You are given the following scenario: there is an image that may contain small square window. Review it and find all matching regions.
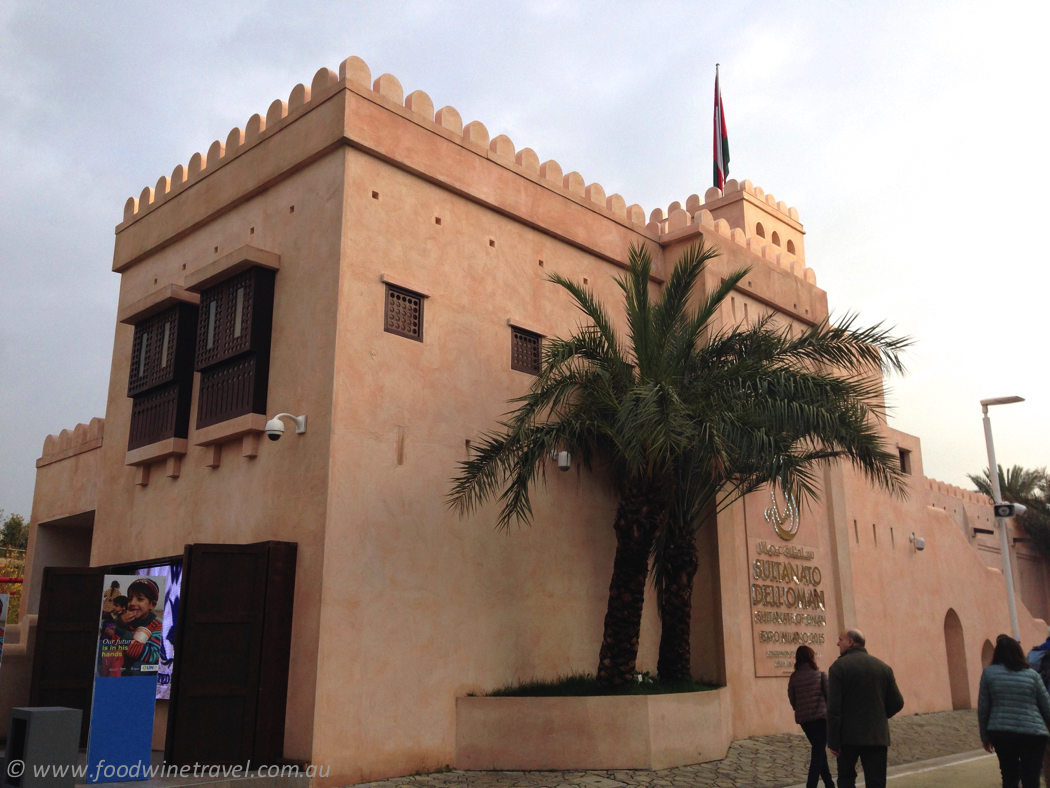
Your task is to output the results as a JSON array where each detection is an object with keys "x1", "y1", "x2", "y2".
[
  {"x1": 384, "y1": 285, "x2": 424, "y2": 341},
  {"x1": 511, "y1": 327, "x2": 542, "y2": 375}
]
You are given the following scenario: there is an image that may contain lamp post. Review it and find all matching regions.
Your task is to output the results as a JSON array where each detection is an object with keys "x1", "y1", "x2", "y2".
[{"x1": 981, "y1": 395, "x2": 1025, "y2": 640}]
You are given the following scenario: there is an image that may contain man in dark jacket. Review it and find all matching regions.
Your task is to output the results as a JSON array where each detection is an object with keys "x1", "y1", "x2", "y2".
[{"x1": 827, "y1": 628, "x2": 904, "y2": 788}]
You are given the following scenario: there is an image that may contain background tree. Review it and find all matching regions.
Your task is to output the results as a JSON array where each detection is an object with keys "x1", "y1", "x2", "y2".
[
  {"x1": 970, "y1": 465, "x2": 1050, "y2": 558},
  {"x1": 0, "y1": 510, "x2": 27, "y2": 624},
  {"x1": 0, "y1": 510, "x2": 28, "y2": 551}
]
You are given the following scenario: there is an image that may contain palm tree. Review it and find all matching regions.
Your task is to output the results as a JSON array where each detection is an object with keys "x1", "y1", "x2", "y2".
[
  {"x1": 969, "y1": 465, "x2": 1048, "y2": 503},
  {"x1": 970, "y1": 465, "x2": 1050, "y2": 558},
  {"x1": 448, "y1": 241, "x2": 909, "y2": 688},
  {"x1": 652, "y1": 315, "x2": 912, "y2": 680}
]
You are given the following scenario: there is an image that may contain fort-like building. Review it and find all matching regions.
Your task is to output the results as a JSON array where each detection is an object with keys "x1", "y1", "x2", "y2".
[{"x1": 3, "y1": 55, "x2": 1048, "y2": 784}]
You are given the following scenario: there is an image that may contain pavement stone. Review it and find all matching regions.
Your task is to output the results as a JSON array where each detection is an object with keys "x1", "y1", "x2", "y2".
[{"x1": 355, "y1": 709, "x2": 982, "y2": 788}]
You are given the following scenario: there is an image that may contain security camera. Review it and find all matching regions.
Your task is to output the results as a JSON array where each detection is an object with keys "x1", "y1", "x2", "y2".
[
  {"x1": 264, "y1": 418, "x2": 285, "y2": 441},
  {"x1": 557, "y1": 451, "x2": 571, "y2": 472},
  {"x1": 994, "y1": 502, "x2": 1028, "y2": 518},
  {"x1": 264, "y1": 413, "x2": 307, "y2": 442},
  {"x1": 910, "y1": 534, "x2": 925, "y2": 551}
]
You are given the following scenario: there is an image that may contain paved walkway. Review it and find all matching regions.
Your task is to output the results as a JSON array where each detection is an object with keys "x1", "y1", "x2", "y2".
[{"x1": 361, "y1": 710, "x2": 985, "y2": 788}]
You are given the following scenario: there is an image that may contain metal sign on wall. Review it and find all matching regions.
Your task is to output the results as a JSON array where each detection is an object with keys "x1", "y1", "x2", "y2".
[{"x1": 746, "y1": 486, "x2": 834, "y2": 677}]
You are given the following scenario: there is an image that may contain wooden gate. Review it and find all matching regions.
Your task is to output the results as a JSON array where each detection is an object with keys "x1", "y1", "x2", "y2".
[
  {"x1": 165, "y1": 541, "x2": 296, "y2": 765},
  {"x1": 28, "y1": 566, "x2": 105, "y2": 746}
]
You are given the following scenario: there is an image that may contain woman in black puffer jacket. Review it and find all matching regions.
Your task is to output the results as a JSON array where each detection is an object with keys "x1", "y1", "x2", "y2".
[{"x1": 788, "y1": 644, "x2": 836, "y2": 788}]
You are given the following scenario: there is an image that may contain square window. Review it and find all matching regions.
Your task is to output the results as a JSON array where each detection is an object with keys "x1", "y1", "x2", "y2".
[
  {"x1": 511, "y1": 327, "x2": 542, "y2": 375},
  {"x1": 384, "y1": 285, "x2": 424, "y2": 341}
]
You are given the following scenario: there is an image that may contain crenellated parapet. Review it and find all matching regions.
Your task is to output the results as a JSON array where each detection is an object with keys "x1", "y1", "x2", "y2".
[
  {"x1": 37, "y1": 417, "x2": 104, "y2": 468},
  {"x1": 924, "y1": 476, "x2": 992, "y2": 506},
  {"x1": 642, "y1": 180, "x2": 816, "y2": 286},
  {"x1": 120, "y1": 56, "x2": 649, "y2": 230}
]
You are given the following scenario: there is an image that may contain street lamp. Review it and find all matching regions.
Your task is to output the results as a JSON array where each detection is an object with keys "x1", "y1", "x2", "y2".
[{"x1": 981, "y1": 395, "x2": 1025, "y2": 640}]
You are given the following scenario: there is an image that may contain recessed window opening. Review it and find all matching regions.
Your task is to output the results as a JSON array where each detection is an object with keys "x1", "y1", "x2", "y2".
[
  {"x1": 434, "y1": 217, "x2": 442, "y2": 225},
  {"x1": 372, "y1": 191, "x2": 379, "y2": 200},
  {"x1": 744, "y1": 303, "x2": 749, "y2": 320},
  {"x1": 787, "y1": 239, "x2": 796, "y2": 254},
  {"x1": 538, "y1": 259, "x2": 545, "y2": 267},
  {"x1": 233, "y1": 287, "x2": 245, "y2": 338},
  {"x1": 891, "y1": 527, "x2": 895, "y2": 547},
  {"x1": 872, "y1": 523, "x2": 877, "y2": 546},
  {"x1": 898, "y1": 448, "x2": 912, "y2": 474},
  {"x1": 206, "y1": 301, "x2": 217, "y2": 349},
  {"x1": 160, "y1": 322, "x2": 171, "y2": 368},
  {"x1": 771, "y1": 231, "x2": 781, "y2": 247},
  {"x1": 250, "y1": 227, "x2": 255, "y2": 235},
  {"x1": 755, "y1": 222, "x2": 765, "y2": 239},
  {"x1": 489, "y1": 239, "x2": 496, "y2": 248},
  {"x1": 731, "y1": 296, "x2": 736, "y2": 319},
  {"x1": 289, "y1": 205, "x2": 295, "y2": 214},
  {"x1": 854, "y1": 519, "x2": 859, "y2": 543}
]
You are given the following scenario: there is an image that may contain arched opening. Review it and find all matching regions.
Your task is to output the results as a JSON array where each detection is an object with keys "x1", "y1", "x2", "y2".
[
  {"x1": 944, "y1": 609, "x2": 971, "y2": 709},
  {"x1": 755, "y1": 222, "x2": 765, "y2": 239},
  {"x1": 787, "y1": 239, "x2": 796, "y2": 255},
  {"x1": 982, "y1": 639, "x2": 995, "y2": 667},
  {"x1": 771, "y1": 231, "x2": 781, "y2": 247}
]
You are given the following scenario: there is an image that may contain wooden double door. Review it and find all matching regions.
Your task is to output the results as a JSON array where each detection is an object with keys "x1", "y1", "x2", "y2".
[{"x1": 29, "y1": 541, "x2": 296, "y2": 765}]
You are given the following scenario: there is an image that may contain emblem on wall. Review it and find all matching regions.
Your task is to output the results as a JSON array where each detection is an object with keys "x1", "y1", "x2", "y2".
[{"x1": 764, "y1": 486, "x2": 800, "y2": 541}]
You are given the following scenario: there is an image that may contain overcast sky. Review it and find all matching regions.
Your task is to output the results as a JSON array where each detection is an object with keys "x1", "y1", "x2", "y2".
[{"x1": 2, "y1": 1, "x2": 1047, "y2": 518}]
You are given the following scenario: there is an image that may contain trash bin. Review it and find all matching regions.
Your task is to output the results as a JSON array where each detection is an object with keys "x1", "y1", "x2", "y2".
[{"x1": 3, "y1": 707, "x2": 82, "y2": 788}]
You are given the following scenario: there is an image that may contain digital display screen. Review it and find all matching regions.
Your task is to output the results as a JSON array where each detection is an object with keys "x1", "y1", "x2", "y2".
[{"x1": 135, "y1": 562, "x2": 182, "y2": 699}]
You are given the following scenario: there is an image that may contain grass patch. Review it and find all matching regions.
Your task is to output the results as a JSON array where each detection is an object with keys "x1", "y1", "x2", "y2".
[{"x1": 483, "y1": 672, "x2": 718, "y2": 697}]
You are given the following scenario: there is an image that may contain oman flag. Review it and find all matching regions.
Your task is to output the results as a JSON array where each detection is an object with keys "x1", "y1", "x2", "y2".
[{"x1": 713, "y1": 67, "x2": 729, "y2": 190}]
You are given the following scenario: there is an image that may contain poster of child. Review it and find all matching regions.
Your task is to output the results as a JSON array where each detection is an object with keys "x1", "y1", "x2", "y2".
[{"x1": 95, "y1": 575, "x2": 167, "y2": 678}]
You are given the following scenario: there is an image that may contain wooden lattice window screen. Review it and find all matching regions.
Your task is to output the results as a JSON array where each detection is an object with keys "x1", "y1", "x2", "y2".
[
  {"x1": 128, "y1": 306, "x2": 180, "y2": 397},
  {"x1": 384, "y1": 285, "x2": 424, "y2": 341},
  {"x1": 511, "y1": 327, "x2": 542, "y2": 375},
  {"x1": 128, "y1": 383, "x2": 181, "y2": 450},
  {"x1": 196, "y1": 355, "x2": 268, "y2": 430},
  {"x1": 194, "y1": 269, "x2": 263, "y2": 370},
  {"x1": 126, "y1": 302, "x2": 198, "y2": 451},
  {"x1": 192, "y1": 267, "x2": 275, "y2": 428}
]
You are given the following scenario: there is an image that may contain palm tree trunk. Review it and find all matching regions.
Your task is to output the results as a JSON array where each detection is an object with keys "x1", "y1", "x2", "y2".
[
  {"x1": 656, "y1": 530, "x2": 699, "y2": 681},
  {"x1": 596, "y1": 481, "x2": 665, "y2": 689}
]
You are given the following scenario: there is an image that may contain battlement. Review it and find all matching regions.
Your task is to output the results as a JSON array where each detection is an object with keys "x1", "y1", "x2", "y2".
[
  {"x1": 37, "y1": 417, "x2": 104, "y2": 468},
  {"x1": 643, "y1": 180, "x2": 816, "y2": 286},
  {"x1": 118, "y1": 55, "x2": 820, "y2": 294},
  {"x1": 120, "y1": 55, "x2": 653, "y2": 229},
  {"x1": 924, "y1": 476, "x2": 992, "y2": 506}
]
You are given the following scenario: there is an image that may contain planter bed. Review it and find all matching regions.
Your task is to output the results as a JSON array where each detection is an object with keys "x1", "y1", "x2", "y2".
[{"x1": 455, "y1": 687, "x2": 731, "y2": 771}]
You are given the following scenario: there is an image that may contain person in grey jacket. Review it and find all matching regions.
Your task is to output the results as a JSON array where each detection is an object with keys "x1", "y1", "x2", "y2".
[
  {"x1": 827, "y1": 628, "x2": 904, "y2": 788},
  {"x1": 788, "y1": 645, "x2": 836, "y2": 788},
  {"x1": 979, "y1": 634, "x2": 1050, "y2": 788}
]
